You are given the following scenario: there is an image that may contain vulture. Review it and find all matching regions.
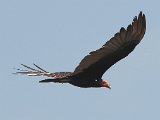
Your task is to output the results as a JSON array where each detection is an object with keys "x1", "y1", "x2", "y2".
[{"x1": 16, "y1": 12, "x2": 146, "y2": 89}]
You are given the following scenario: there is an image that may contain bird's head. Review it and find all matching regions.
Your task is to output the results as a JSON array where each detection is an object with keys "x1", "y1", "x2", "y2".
[{"x1": 100, "y1": 80, "x2": 111, "y2": 89}]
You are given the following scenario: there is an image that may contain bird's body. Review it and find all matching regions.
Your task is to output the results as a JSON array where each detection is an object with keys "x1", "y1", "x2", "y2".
[{"x1": 16, "y1": 12, "x2": 146, "y2": 89}]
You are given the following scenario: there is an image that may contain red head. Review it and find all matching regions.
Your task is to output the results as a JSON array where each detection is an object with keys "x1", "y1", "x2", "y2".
[{"x1": 100, "y1": 80, "x2": 111, "y2": 89}]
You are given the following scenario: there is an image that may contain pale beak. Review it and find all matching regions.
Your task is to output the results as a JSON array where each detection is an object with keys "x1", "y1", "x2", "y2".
[
  {"x1": 106, "y1": 84, "x2": 111, "y2": 89},
  {"x1": 101, "y1": 80, "x2": 111, "y2": 89}
]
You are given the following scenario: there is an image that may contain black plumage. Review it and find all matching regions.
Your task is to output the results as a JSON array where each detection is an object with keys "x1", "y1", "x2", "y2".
[{"x1": 16, "y1": 12, "x2": 146, "y2": 89}]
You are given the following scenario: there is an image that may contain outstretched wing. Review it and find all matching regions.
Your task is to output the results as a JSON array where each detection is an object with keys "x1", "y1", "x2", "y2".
[
  {"x1": 73, "y1": 12, "x2": 146, "y2": 79},
  {"x1": 15, "y1": 64, "x2": 72, "y2": 78}
]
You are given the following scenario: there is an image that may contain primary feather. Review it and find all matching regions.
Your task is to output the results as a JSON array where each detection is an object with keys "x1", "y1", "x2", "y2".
[{"x1": 15, "y1": 12, "x2": 146, "y2": 89}]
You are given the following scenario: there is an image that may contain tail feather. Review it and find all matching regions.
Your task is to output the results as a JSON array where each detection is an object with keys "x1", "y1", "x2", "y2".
[{"x1": 39, "y1": 77, "x2": 71, "y2": 83}]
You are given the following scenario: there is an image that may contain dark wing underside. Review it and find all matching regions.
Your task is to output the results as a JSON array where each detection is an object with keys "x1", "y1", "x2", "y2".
[{"x1": 73, "y1": 12, "x2": 146, "y2": 79}]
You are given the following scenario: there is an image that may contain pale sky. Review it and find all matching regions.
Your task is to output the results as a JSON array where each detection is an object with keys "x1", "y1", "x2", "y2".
[{"x1": 0, "y1": 0, "x2": 160, "y2": 120}]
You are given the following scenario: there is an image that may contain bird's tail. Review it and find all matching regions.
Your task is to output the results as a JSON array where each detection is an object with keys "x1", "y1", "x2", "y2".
[
  {"x1": 39, "y1": 77, "x2": 71, "y2": 83},
  {"x1": 14, "y1": 64, "x2": 72, "y2": 78}
]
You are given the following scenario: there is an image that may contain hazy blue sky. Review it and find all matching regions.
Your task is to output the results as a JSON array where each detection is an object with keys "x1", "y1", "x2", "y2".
[{"x1": 0, "y1": 0, "x2": 160, "y2": 120}]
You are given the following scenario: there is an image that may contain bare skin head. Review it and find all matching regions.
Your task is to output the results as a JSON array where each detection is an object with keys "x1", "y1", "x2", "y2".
[{"x1": 100, "y1": 80, "x2": 111, "y2": 89}]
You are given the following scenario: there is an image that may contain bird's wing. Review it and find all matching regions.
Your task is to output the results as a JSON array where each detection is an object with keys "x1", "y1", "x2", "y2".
[
  {"x1": 15, "y1": 64, "x2": 72, "y2": 78},
  {"x1": 73, "y1": 12, "x2": 146, "y2": 79}
]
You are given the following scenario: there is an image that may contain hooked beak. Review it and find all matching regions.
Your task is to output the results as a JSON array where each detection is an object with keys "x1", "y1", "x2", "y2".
[
  {"x1": 106, "y1": 84, "x2": 111, "y2": 89},
  {"x1": 101, "y1": 80, "x2": 111, "y2": 89}
]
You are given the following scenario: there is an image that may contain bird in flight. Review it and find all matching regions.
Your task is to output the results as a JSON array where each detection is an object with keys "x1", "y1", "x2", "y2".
[{"x1": 16, "y1": 12, "x2": 146, "y2": 89}]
